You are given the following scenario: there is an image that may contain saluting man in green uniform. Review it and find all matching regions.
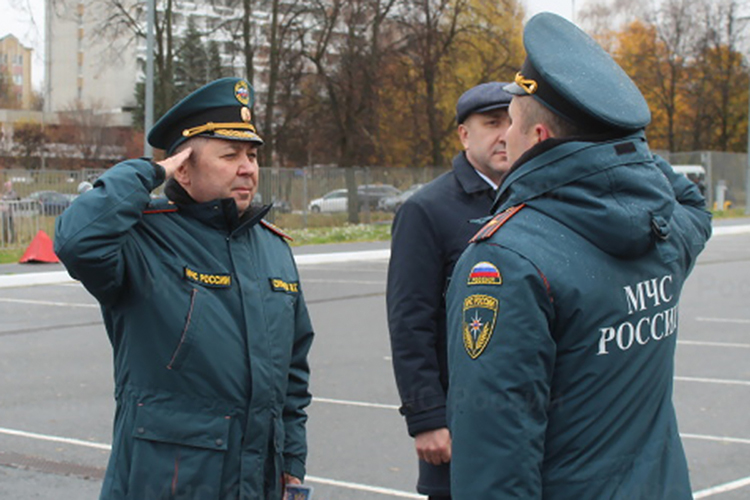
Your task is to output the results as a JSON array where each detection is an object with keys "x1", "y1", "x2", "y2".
[
  {"x1": 446, "y1": 13, "x2": 711, "y2": 500},
  {"x1": 55, "y1": 78, "x2": 314, "y2": 500}
]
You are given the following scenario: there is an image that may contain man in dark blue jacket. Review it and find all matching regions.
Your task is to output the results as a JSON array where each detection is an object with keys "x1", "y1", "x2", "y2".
[
  {"x1": 387, "y1": 82, "x2": 513, "y2": 499},
  {"x1": 446, "y1": 13, "x2": 711, "y2": 499}
]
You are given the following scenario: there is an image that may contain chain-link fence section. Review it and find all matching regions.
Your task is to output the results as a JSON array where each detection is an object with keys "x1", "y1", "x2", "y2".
[
  {"x1": 660, "y1": 151, "x2": 748, "y2": 211},
  {"x1": 1, "y1": 151, "x2": 746, "y2": 249}
]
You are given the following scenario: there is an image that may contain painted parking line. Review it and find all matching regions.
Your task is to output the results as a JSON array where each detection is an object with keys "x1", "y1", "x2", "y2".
[
  {"x1": 681, "y1": 433, "x2": 750, "y2": 446},
  {"x1": 678, "y1": 340, "x2": 750, "y2": 349},
  {"x1": 0, "y1": 297, "x2": 98, "y2": 308},
  {"x1": 313, "y1": 397, "x2": 399, "y2": 411},
  {"x1": 0, "y1": 250, "x2": 391, "y2": 290},
  {"x1": 305, "y1": 475, "x2": 423, "y2": 498},
  {"x1": 696, "y1": 317, "x2": 750, "y2": 325},
  {"x1": 675, "y1": 376, "x2": 750, "y2": 387},
  {"x1": 0, "y1": 425, "x2": 423, "y2": 499},
  {"x1": 712, "y1": 225, "x2": 750, "y2": 237},
  {"x1": 3, "y1": 424, "x2": 749, "y2": 498},
  {"x1": 693, "y1": 475, "x2": 750, "y2": 498}
]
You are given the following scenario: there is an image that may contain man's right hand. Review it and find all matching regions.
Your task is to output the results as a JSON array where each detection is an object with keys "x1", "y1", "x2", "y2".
[
  {"x1": 415, "y1": 427, "x2": 451, "y2": 465},
  {"x1": 157, "y1": 147, "x2": 192, "y2": 179}
]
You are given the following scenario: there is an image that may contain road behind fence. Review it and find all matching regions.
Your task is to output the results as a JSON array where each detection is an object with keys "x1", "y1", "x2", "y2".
[{"x1": 1, "y1": 150, "x2": 747, "y2": 250}]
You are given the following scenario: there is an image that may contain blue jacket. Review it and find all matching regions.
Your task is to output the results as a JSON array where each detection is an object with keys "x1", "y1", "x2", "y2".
[
  {"x1": 387, "y1": 152, "x2": 496, "y2": 495},
  {"x1": 446, "y1": 132, "x2": 711, "y2": 499},
  {"x1": 55, "y1": 159, "x2": 314, "y2": 500}
]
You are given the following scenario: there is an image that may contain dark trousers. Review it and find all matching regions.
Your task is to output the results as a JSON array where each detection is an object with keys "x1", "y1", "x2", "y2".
[{"x1": 428, "y1": 496, "x2": 451, "y2": 500}]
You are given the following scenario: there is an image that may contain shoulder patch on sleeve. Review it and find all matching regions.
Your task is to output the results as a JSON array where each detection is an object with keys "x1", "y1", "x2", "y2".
[
  {"x1": 260, "y1": 219, "x2": 293, "y2": 241},
  {"x1": 469, "y1": 203, "x2": 525, "y2": 244}
]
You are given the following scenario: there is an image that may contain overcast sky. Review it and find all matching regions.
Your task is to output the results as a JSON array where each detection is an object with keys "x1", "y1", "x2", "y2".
[{"x1": 1, "y1": 0, "x2": 579, "y2": 91}]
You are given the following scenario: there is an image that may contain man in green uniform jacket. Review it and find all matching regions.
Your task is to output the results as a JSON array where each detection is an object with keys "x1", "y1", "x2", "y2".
[
  {"x1": 55, "y1": 78, "x2": 314, "y2": 500},
  {"x1": 446, "y1": 14, "x2": 711, "y2": 499}
]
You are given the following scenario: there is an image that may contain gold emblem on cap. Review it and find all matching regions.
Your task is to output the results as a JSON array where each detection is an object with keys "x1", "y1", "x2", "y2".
[
  {"x1": 514, "y1": 72, "x2": 538, "y2": 95},
  {"x1": 234, "y1": 80, "x2": 251, "y2": 105},
  {"x1": 241, "y1": 106, "x2": 252, "y2": 123}
]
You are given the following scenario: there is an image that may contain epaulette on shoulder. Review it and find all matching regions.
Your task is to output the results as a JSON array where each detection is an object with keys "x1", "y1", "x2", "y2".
[
  {"x1": 260, "y1": 219, "x2": 293, "y2": 241},
  {"x1": 143, "y1": 200, "x2": 178, "y2": 215},
  {"x1": 469, "y1": 204, "x2": 525, "y2": 244}
]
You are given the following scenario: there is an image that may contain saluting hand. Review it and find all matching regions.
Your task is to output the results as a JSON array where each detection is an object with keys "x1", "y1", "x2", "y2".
[
  {"x1": 415, "y1": 427, "x2": 452, "y2": 465},
  {"x1": 157, "y1": 147, "x2": 192, "y2": 179}
]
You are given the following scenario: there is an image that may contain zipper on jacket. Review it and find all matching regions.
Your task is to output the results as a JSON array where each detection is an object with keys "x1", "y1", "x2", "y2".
[{"x1": 167, "y1": 288, "x2": 198, "y2": 370}]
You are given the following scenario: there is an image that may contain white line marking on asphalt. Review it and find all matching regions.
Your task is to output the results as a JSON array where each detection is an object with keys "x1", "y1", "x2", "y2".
[
  {"x1": 693, "y1": 475, "x2": 750, "y2": 498},
  {"x1": 0, "y1": 426, "x2": 423, "y2": 498},
  {"x1": 295, "y1": 249, "x2": 390, "y2": 265},
  {"x1": 313, "y1": 397, "x2": 399, "y2": 411},
  {"x1": 303, "y1": 278, "x2": 386, "y2": 285},
  {"x1": 681, "y1": 433, "x2": 750, "y2": 446},
  {"x1": 712, "y1": 225, "x2": 750, "y2": 236},
  {"x1": 3, "y1": 425, "x2": 749, "y2": 498},
  {"x1": 0, "y1": 427, "x2": 111, "y2": 450},
  {"x1": 0, "y1": 271, "x2": 75, "y2": 289},
  {"x1": 0, "y1": 251, "x2": 391, "y2": 289},
  {"x1": 305, "y1": 476, "x2": 424, "y2": 498},
  {"x1": 696, "y1": 317, "x2": 750, "y2": 325},
  {"x1": 678, "y1": 340, "x2": 750, "y2": 349},
  {"x1": 675, "y1": 376, "x2": 750, "y2": 387},
  {"x1": 0, "y1": 298, "x2": 98, "y2": 308}
]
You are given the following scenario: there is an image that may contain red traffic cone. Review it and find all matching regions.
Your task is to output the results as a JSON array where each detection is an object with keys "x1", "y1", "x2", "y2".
[{"x1": 20, "y1": 230, "x2": 60, "y2": 264}]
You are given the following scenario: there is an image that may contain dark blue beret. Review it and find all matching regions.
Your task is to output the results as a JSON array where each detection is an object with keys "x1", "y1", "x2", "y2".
[
  {"x1": 504, "y1": 13, "x2": 650, "y2": 131},
  {"x1": 147, "y1": 77, "x2": 264, "y2": 154},
  {"x1": 456, "y1": 82, "x2": 513, "y2": 124}
]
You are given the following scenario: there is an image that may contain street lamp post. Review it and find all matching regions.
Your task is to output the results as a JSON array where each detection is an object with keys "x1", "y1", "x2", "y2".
[{"x1": 143, "y1": 0, "x2": 155, "y2": 157}]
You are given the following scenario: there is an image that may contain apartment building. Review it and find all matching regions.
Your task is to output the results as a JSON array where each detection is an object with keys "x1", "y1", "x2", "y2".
[
  {"x1": 45, "y1": 0, "x2": 277, "y2": 125},
  {"x1": 0, "y1": 34, "x2": 34, "y2": 110}
]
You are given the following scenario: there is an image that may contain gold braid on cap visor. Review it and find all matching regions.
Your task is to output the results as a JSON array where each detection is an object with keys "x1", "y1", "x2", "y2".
[
  {"x1": 182, "y1": 122, "x2": 258, "y2": 138},
  {"x1": 514, "y1": 72, "x2": 538, "y2": 95}
]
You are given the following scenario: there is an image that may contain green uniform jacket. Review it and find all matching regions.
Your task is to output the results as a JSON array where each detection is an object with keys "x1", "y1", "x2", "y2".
[
  {"x1": 446, "y1": 132, "x2": 711, "y2": 499},
  {"x1": 54, "y1": 159, "x2": 314, "y2": 500}
]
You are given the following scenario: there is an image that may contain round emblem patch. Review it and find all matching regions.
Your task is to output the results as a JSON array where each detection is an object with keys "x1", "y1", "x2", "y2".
[{"x1": 234, "y1": 81, "x2": 250, "y2": 105}]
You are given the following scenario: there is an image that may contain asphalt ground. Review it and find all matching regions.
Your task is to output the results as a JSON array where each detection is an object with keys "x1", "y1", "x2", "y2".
[{"x1": 1, "y1": 224, "x2": 749, "y2": 499}]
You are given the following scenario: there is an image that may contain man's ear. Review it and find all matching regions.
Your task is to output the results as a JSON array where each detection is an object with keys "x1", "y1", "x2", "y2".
[
  {"x1": 172, "y1": 155, "x2": 191, "y2": 186},
  {"x1": 458, "y1": 124, "x2": 470, "y2": 149},
  {"x1": 535, "y1": 124, "x2": 552, "y2": 143}
]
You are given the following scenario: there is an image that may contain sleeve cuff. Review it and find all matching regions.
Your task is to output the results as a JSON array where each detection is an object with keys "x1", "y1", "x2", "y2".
[
  {"x1": 148, "y1": 159, "x2": 167, "y2": 188},
  {"x1": 284, "y1": 455, "x2": 306, "y2": 481},
  {"x1": 405, "y1": 406, "x2": 447, "y2": 437}
]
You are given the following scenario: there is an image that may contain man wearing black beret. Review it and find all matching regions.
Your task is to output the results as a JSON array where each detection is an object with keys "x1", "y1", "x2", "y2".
[
  {"x1": 55, "y1": 78, "x2": 314, "y2": 500},
  {"x1": 446, "y1": 13, "x2": 711, "y2": 499},
  {"x1": 387, "y1": 81, "x2": 514, "y2": 499}
]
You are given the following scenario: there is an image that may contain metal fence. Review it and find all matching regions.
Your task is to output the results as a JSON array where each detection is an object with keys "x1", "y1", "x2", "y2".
[
  {"x1": 659, "y1": 151, "x2": 749, "y2": 211},
  {"x1": 1, "y1": 150, "x2": 747, "y2": 250}
]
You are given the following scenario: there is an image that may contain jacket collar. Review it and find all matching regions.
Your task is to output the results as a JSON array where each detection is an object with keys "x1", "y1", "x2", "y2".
[
  {"x1": 164, "y1": 178, "x2": 271, "y2": 233},
  {"x1": 453, "y1": 151, "x2": 496, "y2": 195}
]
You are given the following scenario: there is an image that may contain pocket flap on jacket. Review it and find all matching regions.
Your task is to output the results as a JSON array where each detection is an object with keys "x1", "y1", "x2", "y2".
[{"x1": 132, "y1": 404, "x2": 231, "y2": 451}]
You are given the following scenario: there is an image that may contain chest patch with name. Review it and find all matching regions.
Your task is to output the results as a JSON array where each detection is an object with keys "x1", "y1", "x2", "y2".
[
  {"x1": 184, "y1": 267, "x2": 232, "y2": 288},
  {"x1": 270, "y1": 278, "x2": 299, "y2": 294}
]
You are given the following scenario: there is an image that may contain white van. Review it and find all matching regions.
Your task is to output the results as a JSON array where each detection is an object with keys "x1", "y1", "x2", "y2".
[{"x1": 672, "y1": 165, "x2": 706, "y2": 196}]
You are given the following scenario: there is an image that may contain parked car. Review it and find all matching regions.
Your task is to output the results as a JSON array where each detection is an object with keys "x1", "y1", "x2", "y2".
[
  {"x1": 357, "y1": 184, "x2": 401, "y2": 209},
  {"x1": 308, "y1": 188, "x2": 349, "y2": 213},
  {"x1": 23, "y1": 190, "x2": 75, "y2": 216},
  {"x1": 377, "y1": 183, "x2": 424, "y2": 212}
]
